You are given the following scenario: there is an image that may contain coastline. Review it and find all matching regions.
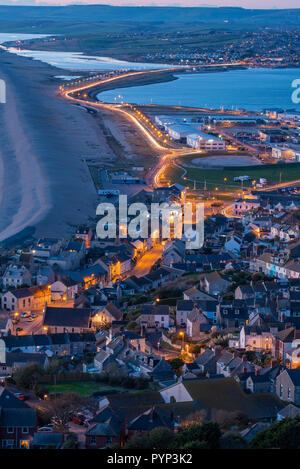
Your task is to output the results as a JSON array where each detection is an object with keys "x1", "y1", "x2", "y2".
[
  {"x1": 0, "y1": 49, "x2": 102, "y2": 244},
  {"x1": 0, "y1": 73, "x2": 51, "y2": 243}
]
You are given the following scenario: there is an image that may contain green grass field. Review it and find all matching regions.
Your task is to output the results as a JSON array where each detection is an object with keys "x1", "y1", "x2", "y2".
[
  {"x1": 166, "y1": 162, "x2": 300, "y2": 192},
  {"x1": 46, "y1": 381, "x2": 130, "y2": 397}
]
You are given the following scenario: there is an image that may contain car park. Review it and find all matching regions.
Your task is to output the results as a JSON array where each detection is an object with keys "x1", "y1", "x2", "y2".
[{"x1": 21, "y1": 312, "x2": 30, "y2": 318}]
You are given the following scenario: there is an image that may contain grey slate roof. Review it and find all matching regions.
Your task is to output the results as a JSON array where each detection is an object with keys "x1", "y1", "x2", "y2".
[
  {"x1": 33, "y1": 432, "x2": 63, "y2": 448},
  {"x1": 43, "y1": 306, "x2": 91, "y2": 328}
]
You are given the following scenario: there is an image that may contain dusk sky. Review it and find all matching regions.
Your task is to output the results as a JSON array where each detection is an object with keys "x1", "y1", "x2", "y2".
[{"x1": 2, "y1": 0, "x2": 300, "y2": 8}]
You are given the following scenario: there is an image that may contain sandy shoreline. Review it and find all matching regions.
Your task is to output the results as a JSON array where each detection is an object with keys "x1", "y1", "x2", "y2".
[
  {"x1": 0, "y1": 49, "x2": 104, "y2": 244},
  {"x1": 0, "y1": 76, "x2": 51, "y2": 242}
]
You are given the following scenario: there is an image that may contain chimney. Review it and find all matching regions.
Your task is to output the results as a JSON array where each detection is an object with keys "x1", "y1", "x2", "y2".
[{"x1": 149, "y1": 406, "x2": 155, "y2": 423}]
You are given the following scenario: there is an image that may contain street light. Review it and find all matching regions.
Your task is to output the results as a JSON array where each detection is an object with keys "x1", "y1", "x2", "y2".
[{"x1": 179, "y1": 331, "x2": 184, "y2": 349}]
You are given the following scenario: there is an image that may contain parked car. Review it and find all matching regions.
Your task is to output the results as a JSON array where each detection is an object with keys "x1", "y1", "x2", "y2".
[
  {"x1": 38, "y1": 427, "x2": 54, "y2": 433},
  {"x1": 16, "y1": 327, "x2": 23, "y2": 333},
  {"x1": 26, "y1": 317, "x2": 34, "y2": 322},
  {"x1": 31, "y1": 313, "x2": 38, "y2": 318},
  {"x1": 21, "y1": 312, "x2": 30, "y2": 318},
  {"x1": 72, "y1": 414, "x2": 86, "y2": 425},
  {"x1": 47, "y1": 423, "x2": 56, "y2": 429},
  {"x1": 50, "y1": 417, "x2": 63, "y2": 427},
  {"x1": 14, "y1": 392, "x2": 29, "y2": 401}
]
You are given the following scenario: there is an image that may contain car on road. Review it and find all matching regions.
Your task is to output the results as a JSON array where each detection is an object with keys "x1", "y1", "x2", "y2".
[
  {"x1": 16, "y1": 327, "x2": 23, "y2": 333},
  {"x1": 72, "y1": 414, "x2": 86, "y2": 425},
  {"x1": 31, "y1": 313, "x2": 38, "y2": 318},
  {"x1": 26, "y1": 317, "x2": 34, "y2": 322}
]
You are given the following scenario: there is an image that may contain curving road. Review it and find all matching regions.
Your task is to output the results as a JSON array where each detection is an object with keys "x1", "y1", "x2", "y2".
[{"x1": 60, "y1": 64, "x2": 246, "y2": 189}]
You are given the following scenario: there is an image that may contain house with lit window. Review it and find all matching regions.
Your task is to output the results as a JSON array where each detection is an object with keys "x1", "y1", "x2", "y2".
[
  {"x1": 0, "y1": 388, "x2": 37, "y2": 449},
  {"x1": 42, "y1": 306, "x2": 94, "y2": 334},
  {"x1": 239, "y1": 325, "x2": 273, "y2": 352},
  {"x1": 233, "y1": 198, "x2": 260, "y2": 217},
  {"x1": 31, "y1": 238, "x2": 62, "y2": 259},
  {"x1": 138, "y1": 304, "x2": 171, "y2": 330},
  {"x1": 85, "y1": 406, "x2": 125, "y2": 449},
  {"x1": 1, "y1": 285, "x2": 51, "y2": 313},
  {"x1": 92, "y1": 302, "x2": 123, "y2": 326},
  {"x1": 50, "y1": 277, "x2": 79, "y2": 303},
  {"x1": 75, "y1": 225, "x2": 93, "y2": 248}
]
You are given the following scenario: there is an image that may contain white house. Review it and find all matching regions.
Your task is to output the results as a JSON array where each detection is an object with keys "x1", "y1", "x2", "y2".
[
  {"x1": 233, "y1": 198, "x2": 260, "y2": 216},
  {"x1": 160, "y1": 380, "x2": 193, "y2": 403},
  {"x1": 240, "y1": 325, "x2": 273, "y2": 352},
  {"x1": 186, "y1": 132, "x2": 226, "y2": 151},
  {"x1": 31, "y1": 238, "x2": 62, "y2": 259},
  {"x1": 167, "y1": 124, "x2": 198, "y2": 141},
  {"x1": 224, "y1": 235, "x2": 242, "y2": 255},
  {"x1": 50, "y1": 279, "x2": 79, "y2": 302},
  {"x1": 272, "y1": 144, "x2": 300, "y2": 161},
  {"x1": 2, "y1": 265, "x2": 32, "y2": 290}
]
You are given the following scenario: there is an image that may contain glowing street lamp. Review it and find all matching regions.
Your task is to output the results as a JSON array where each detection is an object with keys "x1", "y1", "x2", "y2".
[{"x1": 179, "y1": 331, "x2": 184, "y2": 349}]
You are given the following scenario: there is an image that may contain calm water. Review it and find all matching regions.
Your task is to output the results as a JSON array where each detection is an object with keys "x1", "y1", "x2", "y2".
[
  {"x1": 98, "y1": 68, "x2": 300, "y2": 111},
  {"x1": 0, "y1": 32, "x2": 173, "y2": 72},
  {"x1": 6, "y1": 48, "x2": 173, "y2": 72},
  {"x1": 0, "y1": 33, "x2": 50, "y2": 44}
]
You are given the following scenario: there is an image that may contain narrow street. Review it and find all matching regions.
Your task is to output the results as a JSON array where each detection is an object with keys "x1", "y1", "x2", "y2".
[{"x1": 130, "y1": 244, "x2": 164, "y2": 278}]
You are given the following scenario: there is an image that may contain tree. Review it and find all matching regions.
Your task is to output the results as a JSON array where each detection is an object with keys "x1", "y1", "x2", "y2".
[
  {"x1": 176, "y1": 421, "x2": 221, "y2": 449},
  {"x1": 13, "y1": 363, "x2": 44, "y2": 390},
  {"x1": 180, "y1": 410, "x2": 207, "y2": 428},
  {"x1": 168, "y1": 358, "x2": 184, "y2": 375},
  {"x1": 212, "y1": 409, "x2": 248, "y2": 431},
  {"x1": 45, "y1": 357, "x2": 63, "y2": 375},
  {"x1": 43, "y1": 393, "x2": 83, "y2": 426},
  {"x1": 250, "y1": 417, "x2": 300, "y2": 449},
  {"x1": 125, "y1": 432, "x2": 151, "y2": 449},
  {"x1": 190, "y1": 344, "x2": 203, "y2": 355},
  {"x1": 148, "y1": 427, "x2": 175, "y2": 449},
  {"x1": 220, "y1": 431, "x2": 247, "y2": 449},
  {"x1": 126, "y1": 321, "x2": 138, "y2": 331}
]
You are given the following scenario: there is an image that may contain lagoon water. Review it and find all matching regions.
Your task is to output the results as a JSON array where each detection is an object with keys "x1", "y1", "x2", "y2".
[
  {"x1": 6, "y1": 48, "x2": 173, "y2": 72},
  {"x1": 0, "y1": 33, "x2": 50, "y2": 44},
  {"x1": 0, "y1": 32, "x2": 172, "y2": 72},
  {"x1": 98, "y1": 68, "x2": 300, "y2": 111}
]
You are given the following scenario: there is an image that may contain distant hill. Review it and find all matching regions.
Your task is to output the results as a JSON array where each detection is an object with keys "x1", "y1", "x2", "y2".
[{"x1": 0, "y1": 5, "x2": 299, "y2": 27}]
